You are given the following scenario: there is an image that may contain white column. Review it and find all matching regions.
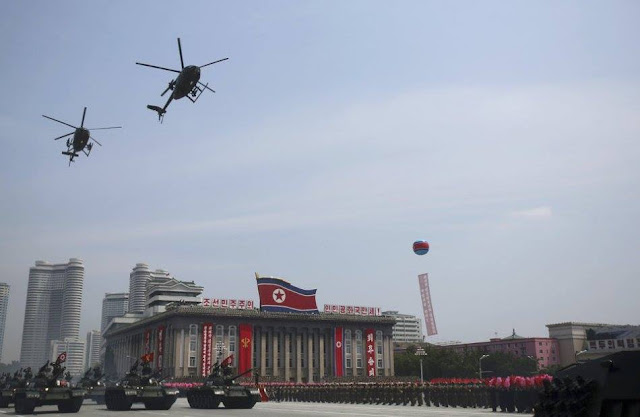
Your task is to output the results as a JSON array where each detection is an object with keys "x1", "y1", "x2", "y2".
[
  {"x1": 296, "y1": 333, "x2": 302, "y2": 383},
  {"x1": 284, "y1": 332, "x2": 291, "y2": 381},
  {"x1": 272, "y1": 329, "x2": 279, "y2": 377},
  {"x1": 319, "y1": 331, "x2": 325, "y2": 379}
]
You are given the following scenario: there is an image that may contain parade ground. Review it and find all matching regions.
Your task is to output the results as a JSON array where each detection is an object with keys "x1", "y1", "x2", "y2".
[{"x1": 0, "y1": 398, "x2": 527, "y2": 417}]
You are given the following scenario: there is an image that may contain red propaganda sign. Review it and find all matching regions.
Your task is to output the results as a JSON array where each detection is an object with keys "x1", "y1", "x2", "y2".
[
  {"x1": 365, "y1": 328, "x2": 376, "y2": 377},
  {"x1": 324, "y1": 304, "x2": 381, "y2": 316},
  {"x1": 212, "y1": 299, "x2": 220, "y2": 307},
  {"x1": 201, "y1": 323, "x2": 213, "y2": 377},
  {"x1": 238, "y1": 324, "x2": 253, "y2": 375},
  {"x1": 144, "y1": 329, "x2": 152, "y2": 353},
  {"x1": 157, "y1": 325, "x2": 165, "y2": 369},
  {"x1": 334, "y1": 327, "x2": 344, "y2": 377}
]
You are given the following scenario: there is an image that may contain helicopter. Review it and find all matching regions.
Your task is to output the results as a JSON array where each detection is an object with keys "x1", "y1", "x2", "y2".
[
  {"x1": 136, "y1": 38, "x2": 228, "y2": 122},
  {"x1": 42, "y1": 107, "x2": 121, "y2": 166}
]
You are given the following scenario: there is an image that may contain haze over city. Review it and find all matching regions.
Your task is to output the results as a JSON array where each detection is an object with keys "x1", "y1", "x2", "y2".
[{"x1": 1, "y1": 1, "x2": 639, "y2": 363}]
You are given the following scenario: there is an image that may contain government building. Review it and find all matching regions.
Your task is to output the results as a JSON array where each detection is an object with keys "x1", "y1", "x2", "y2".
[{"x1": 103, "y1": 304, "x2": 396, "y2": 382}]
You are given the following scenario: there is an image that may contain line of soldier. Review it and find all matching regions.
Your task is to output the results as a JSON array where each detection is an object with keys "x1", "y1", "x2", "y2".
[{"x1": 264, "y1": 381, "x2": 537, "y2": 412}]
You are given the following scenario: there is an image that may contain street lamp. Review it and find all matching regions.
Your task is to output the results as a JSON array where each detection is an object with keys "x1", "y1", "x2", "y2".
[
  {"x1": 526, "y1": 355, "x2": 539, "y2": 374},
  {"x1": 415, "y1": 347, "x2": 427, "y2": 383},
  {"x1": 479, "y1": 354, "x2": 490, "y2": 378}
]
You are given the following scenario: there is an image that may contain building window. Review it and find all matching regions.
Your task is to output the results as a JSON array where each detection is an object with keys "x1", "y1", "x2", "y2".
[
  {"x1": 376, "y1": 331, "x2": 383, "y2": 369},
  {"x1": 539, "y1": 349, "x2": 543, "y2": 354},
  {"x1": 188, "y1": 324, "x2": 198, "y2": 369},
  {"x1": 215, "y1": 325, "x2": 224, "y2": 361},
  {"x1": 355, "y1": 330, "x2": 363, "y2": 369},
  {"x1": 229, "y1": 326, "x2": 237, "y2": 366},
  {"x1": 345, "y1": 330, "x2": 352, "y2": 369}
]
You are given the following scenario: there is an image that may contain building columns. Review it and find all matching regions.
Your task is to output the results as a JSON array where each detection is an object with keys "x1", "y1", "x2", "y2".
[
  {"x1": 296, "y1": 333, "x2": 302, "y2": 383},
  {"x1": 284, "y1": 332, "x2": 291, "y2": 382},
  {"x1": 319, "y1": 331, "x2": 325, "y2": 379},
  {"x1": 260, "y1": 328, "x2": 267, "y2": 377},
  {"x1": 272, "y1": 329, "x2": 279, "y2": 377}
]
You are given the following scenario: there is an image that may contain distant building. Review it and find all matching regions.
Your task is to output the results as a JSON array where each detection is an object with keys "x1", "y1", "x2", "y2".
[
  {"x1": 101, "y1": 293, "x2": 129, "y2": 333},
  {"x1": 129, "y1": 264, "x2": 174, "y2": 314},
  {"x1": 85, "y1": 330, "x2": 101, "y2": 369},
  {"x1": 20, "y1": 259, "x2": 84, "y2": 368},
  {"x1": 442, "y1": 329, "x2": 560, "y2": 370},
  {"x1": 547, "y1": 322, "x2": 640, "y2": 366},
  {"x1": 51, "y1": 338, "x2": 85, "y2": 376},
  {"x1": 382, "y1": 311, "x2": 424, "y2": 343},
  {"x1": 0, "y1": 283, "x2": 9, "y2": 363},
  {"x1": 145, "y1": 276, "x2": 203, "y2": 316}
]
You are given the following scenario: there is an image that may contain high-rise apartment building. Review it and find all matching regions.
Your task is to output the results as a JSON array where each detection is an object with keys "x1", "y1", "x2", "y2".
[
  {"x1": 129, "y1": 264, "x2": 173, "y2": 314},
  {"x1": 101, "y1": 293, "x2": 129, "y2": 333},
  {"x1": 20, "y1": 259, "x2": 84, "y2": 368},
  {"x1": 382, "y1": 310, "x2": 424, "y2": 343},
  {"x1": 51, "y1": 338, "x2": 85, "y2": 376},
  {"x1": 0, "y1": 283, "x2": 9, "y2": 363},
  {"x1": 85, "y1": 330, "x2": 101, "y2": 369}
]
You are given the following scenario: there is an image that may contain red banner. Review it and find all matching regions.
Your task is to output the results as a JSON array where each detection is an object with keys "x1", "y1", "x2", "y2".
[
  {"x1": 334, "y1": 327, "x2": 344, "y2": 377},
  {"x1": 238, "y1": 324, "x2": 253, "y2": 375},
  {"x1": 144, "y1": 329, "x2": 151, "y2": 353},
  {"x1": 201, "y1": 323, "x2": 213, "y2": 377},
  {"x1": 365, "y1": 328, "x2": 376, "y2": 377},
  {"x1": 157, "y1": 325, "x2": 165, "y2": 369}
]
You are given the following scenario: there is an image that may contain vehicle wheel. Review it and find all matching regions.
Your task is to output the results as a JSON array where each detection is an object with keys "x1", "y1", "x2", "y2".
[
  {"x1": 15, "y1": 397, "x2": 36, "y2": 415},
  {"x1": 58, "y1": 397, "x2": 83, "y2": 413},
  {"x1": 0, "y1": 397, "x2": 9, "y2": 408}
]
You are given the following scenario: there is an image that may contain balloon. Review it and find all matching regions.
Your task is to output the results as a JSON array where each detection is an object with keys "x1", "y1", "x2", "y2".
[{"x1": 413, "y1": 240, "x2": 430, "y2": 255}]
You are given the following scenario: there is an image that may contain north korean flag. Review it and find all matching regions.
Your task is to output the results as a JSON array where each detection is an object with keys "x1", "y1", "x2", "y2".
[{"x1": 257, "y1": 277, "x2": 319, "y2": 314}]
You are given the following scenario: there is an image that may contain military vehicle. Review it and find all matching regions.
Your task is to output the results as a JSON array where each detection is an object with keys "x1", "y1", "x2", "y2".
[
  {"x1": 13, "y1": 354, "x2": 86, "y2": 414},
  {"x1": 0, "y1": 368, "x2": 32, "y2": 408},
  {"x1": 104, "y1": 354, "x2": 179, "y2": 410},
  {"x1": 535, "y1": 351, "x2": 640, "y2": 416},
  {"x1": 186, "y1": 361, "x2": 261, "y2": 409},
  {"x1": 78, "y1": 366, "x2": 106, "y2": 404}
]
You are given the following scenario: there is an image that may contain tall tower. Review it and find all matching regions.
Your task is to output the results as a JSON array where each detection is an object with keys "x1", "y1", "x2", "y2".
[
  {"x1": 128, "y1": 264, "x2": 173, "y2": 314},
  {"x1": 0, "y1": 283, "x2": 9, "y2": 363},
  {"x1": 20, "y1": 259, "x2": 85, "y2": 368},
  {"x1": 101, "y1": 293, "x2": 129, "y2": 333},
  {"x1": 85, "y1": 330, "x2": 101, "y2": 368}
]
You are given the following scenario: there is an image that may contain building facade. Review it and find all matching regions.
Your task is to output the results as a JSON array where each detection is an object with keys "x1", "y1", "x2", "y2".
[
  {"x1": 104, "y1": 305, "x2": 396, "y2": 382},
  {"x1": 443, "y1": 330, "x2": 560, "y2": 370},
  {"x1": 129, "y1": 264, "x2": 173, "y2": 314},
  {"x1": 382, "y1": 311, "x2": 424, "y2": 343},
  {"x1": 101, "y1": 293, "x2": 129, "y2": 333},
  {"x1": 51, "y1": 338, "x2": 85, "y2": 376},
  {"x1": 145, "y1": 277, "x2": 203, "y2": 316},
  {"x1": 86, "y1": 330, "x2": 101, "y2": 369},
  {"x1": 0, "y1": 283, "x2": 9, "y2": 363},
  {"x1": 547, "y1": 322, "x2": 640, "y2": 366},
  {"x1": 20, "y1": 259, "x2": 84, "y2": 368}
]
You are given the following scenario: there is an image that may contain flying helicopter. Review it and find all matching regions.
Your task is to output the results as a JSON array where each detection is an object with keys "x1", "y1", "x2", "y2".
[
  {"x1": 136, "y1": 38, "x2": 228, "y2": 122},
  {"x1": 42, "y1": 107, "x2": 121, "y2": 166}
]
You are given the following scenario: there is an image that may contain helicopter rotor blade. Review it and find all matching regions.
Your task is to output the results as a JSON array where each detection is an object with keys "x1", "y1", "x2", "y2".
[
  {"x1": 135, "y1": 62, "x2": 181, "y2": 73},
  {"x1": 42, "y1": 115, "x2": 77, "y2": 129},
  {"x1": 199, "y1": 58, "x2": 229, "y2": 68},
  {"x1": 89, "y1": 136, "x2": 103, "y2": 146},
  {"x1": 86, "y1": 126, "x2": 122, "y2": 130},
  {"x1": 53, "y1": 132, "x2": 74, "y2": 141},
  {"x1": 197, "y1": 82, "x2": 216, "y2": 94},
  {"x1": 177, "y1": 38, "x2": 184, "y2": 70},
  {"x1": 80, "y1": 107, "x2": 87, "y2": 128}
]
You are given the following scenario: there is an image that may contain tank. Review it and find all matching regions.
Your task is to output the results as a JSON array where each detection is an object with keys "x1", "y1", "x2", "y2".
[
  {"x1": 78, "y1": 366, "x2": 106, "y2": 404},
  {"x1": 535, "y1": 351, "x2": 640, "y2": 417},
  {"x1": 12, "y1": 358, "x2": 86, "y2": 414},
  {"x1": 0, "y1": 367, "x2": 32, "y2": 408},
  {"x1": 104, "y1": 357, "x2": 179, "y2": 411},
  {"x1": 186, "y1": 362, "x2": 261, "y2": 409}
]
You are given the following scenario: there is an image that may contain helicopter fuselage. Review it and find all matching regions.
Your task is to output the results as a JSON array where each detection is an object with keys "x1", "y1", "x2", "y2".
[
  {"x1": 173, "y1": 65, "x2": 201, "y2": 100},
  {"x1": 73, "y1": 128, "x2": 90, "y2": 152}
]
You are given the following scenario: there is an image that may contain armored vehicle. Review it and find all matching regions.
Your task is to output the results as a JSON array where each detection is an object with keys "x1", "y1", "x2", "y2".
[
  {"x1": 0, "y1": 368, "x2": 32, "y2": 408},
  {"x1": 78, "y1": 366, "x2": 106, "y2": 404},
  {"x1": 186, "y1": 361, "x2": 261, "y2": 409},
  {"x1": 104, "y1": 355, "x2": 179, "y2": 410},
  {"x1": 13, "y1": 355, "x2": 86, "y2": 414}
]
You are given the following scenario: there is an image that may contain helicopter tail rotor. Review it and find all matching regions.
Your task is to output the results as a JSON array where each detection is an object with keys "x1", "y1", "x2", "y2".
[{"x1": 146, "y1": 105, "x2": 166, "y2": 123}]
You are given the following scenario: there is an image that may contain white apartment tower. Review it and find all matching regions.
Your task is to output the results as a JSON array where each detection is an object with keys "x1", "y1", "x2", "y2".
[
  {"x1": 128, "y1": 264, "x2": 173, "y2": 314},
  {"x1": 382, "y1": 310, "x2": 424, "y2": 343},
  {"x1": 0, "y1": 283, "x2": 9, "y2": 363},
  {"x1": 20, "y1": 259, "x2": 85, "y2": 368},
  {"x1": 101, "y1": 293, "x2": 129, "y2": 333},
  {"x1": 85, "y1": 330, "x2": 101, "y2": 369},
  {"x1": 51, "y1": 338, "x2": 85, "y2": 376}
]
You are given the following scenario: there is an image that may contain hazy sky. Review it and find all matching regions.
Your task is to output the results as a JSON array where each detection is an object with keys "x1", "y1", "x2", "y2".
[{"x1": 1, "y1": 1, "x2": 639, "y2": 363}]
